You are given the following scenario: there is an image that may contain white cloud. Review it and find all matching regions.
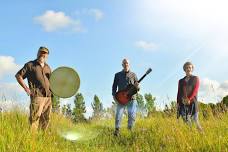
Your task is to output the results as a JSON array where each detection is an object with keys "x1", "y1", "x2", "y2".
[
  {"x1": 34, "y1": 10, "x2": 85, "y2": 32},
  {"x1": 87, "y1": 9, "x2": 104, "y2": 21},
  {"x1": 0, "y1": 56, "x2": 29, "y2": 111},
  {"x1": 0, "y1": 82, "x2": 28, "y2": 112},
  {"x1": 200, "y1": 78, "x2": 228, "y2": 103},
  {"x1": 220, "y1": 81, "x2": 228, "y2": 90},
  {"x1": 135, "y1": 40, "x2": 157, "y2": 51},
  {"x1": 200, "y1": 78, "x2": 220, "y2": 90},
  {"x1": 0, "y1": 56, "x2": 20, "y2": 79},
  {"x1": 0, "y1": 82, "x2": 25, "y2": 102},
  {"x1": 0, "y1": 82, "x2": 23, "y2": 93}
]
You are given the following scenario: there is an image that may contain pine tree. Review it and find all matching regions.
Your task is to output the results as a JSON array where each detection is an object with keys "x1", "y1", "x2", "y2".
[
  {"x1": 62, "y1": 104, "x2": 67, "y2": 116},
  {"x1": 91, "y1": 95, "x2": 103, "y2": 119},
  {"x1": 136, "y1": 93, "x2": 146, "y2": 117},
  {"x1": 52, "y1": 95, "x2": 60, "y2": 113},
  {"x1": 144, "y1": 93, "x2": 156, "y2": 117},
  {"x1": 72, "y1": 93, "x2": 87, "y2": 122},
  {"x1": 66, "y1": 104, "x2": 72, "y2": 118},
  {"x1": 105, "y1": 101, "x2": 116, "y2": 119},
  {"x1": 222, "y1": 95, "x2": 228, "y2": 106}
]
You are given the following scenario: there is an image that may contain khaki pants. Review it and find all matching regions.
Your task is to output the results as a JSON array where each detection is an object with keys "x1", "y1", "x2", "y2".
[{"x1": 29, "y1": 97, "x2": 52, "y2": 132}]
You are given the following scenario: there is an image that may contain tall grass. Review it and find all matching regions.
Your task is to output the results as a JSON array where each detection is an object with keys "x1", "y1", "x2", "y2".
[{"x1": 0, "y1": 109, "x2": 227, "y2": 152}]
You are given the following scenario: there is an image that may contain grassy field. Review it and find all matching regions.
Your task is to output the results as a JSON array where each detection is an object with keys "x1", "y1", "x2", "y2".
[{"x1": 0, "y1": 110, "x2": 227, "y2": 152}]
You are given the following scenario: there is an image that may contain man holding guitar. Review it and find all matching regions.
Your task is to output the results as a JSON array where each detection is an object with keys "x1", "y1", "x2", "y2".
[
  {"x1": 112, "y1": 59, "x2": 139, "y2": 136},
  {"x1": 112, "y1": 59, "x2": 152, "y2": 136}
]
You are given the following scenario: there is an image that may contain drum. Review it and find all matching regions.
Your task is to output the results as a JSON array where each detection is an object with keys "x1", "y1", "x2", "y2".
[{"x1": 50, "y1": 67, "x2": 80, "y2": 98}]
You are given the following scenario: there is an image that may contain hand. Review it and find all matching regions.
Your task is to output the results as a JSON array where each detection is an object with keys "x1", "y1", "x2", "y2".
[
  {"x1": 134, "y1": 82, "x2": 140, "y2": 90},
  {"x1": 183, "y1": 98, "x2": 190, "y2": 105},
  {"x1": 187, "y1": 99, "x2": 191, "y2": 105},
  {"x1": 185, "y1": 98, "x2": 190, "y2": 105}
]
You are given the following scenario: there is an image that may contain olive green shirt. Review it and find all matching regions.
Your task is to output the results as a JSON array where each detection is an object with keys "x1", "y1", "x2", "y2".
[{"x1": 16, "y1": 59, "x2": 52, "y2": 97}]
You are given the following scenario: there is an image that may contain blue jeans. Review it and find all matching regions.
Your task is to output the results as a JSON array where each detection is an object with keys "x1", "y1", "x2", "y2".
[{"x1": 115, "y1": 100, "x2": 137, "y2": 129}]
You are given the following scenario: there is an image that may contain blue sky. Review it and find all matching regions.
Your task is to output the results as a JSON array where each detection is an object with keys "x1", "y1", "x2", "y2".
[{"x1": 1, "y1": 0, "x2": 228, "y2": 116}]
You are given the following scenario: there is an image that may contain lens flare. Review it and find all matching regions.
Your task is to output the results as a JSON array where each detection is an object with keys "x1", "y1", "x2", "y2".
[
  {"x1": 59, "y1": 127, "x2": 100, "y2": 142},
  {"x1": 61, "y1": 131, "x2": 82, "y2": 141}
]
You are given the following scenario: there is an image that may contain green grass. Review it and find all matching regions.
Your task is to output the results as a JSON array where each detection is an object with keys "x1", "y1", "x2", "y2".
[{"x1": 0, "y1": 110, "x2": 227, "y2": 152}]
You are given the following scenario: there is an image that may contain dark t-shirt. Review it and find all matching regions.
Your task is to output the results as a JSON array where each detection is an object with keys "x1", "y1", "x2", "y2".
[{"x1": 16, "y1": 59, "x2": 52, "y2": 97}]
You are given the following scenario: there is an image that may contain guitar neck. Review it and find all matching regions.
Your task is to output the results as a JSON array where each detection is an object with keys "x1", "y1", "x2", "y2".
[{"x1": 138, "y1": 73, "x2": 148, "y2": 83}]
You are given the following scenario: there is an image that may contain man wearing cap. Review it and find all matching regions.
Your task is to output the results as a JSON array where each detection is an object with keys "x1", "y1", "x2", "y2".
[{"x1": 15, "y1": 46, "x2": 52, "y2": 132}]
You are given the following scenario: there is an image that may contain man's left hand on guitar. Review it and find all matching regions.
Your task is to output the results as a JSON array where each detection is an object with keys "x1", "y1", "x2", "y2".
[{"x1": 134, "y1": 82, "x2": 140, "y2": 90}]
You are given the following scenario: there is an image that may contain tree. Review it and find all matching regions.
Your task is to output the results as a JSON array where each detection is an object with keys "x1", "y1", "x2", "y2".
[
  {"x1": 66, "y1": 104, "x2": 72, "y2": 118},
  {"x1": 136, "y1": 93, "x2": 146, "y2": 117},
  {"x1": 62, "y1": 105, "x2": 67, "y2": 116},
  {"x1": 164, "y1": 104, "x2": 170, "y2": 116},
  {"x1": 91, "y1": 95, "x2": 103, "y2": 119},
  {"x1": 222, "y1": 95, "x2": 228, "y2": 106},
  {"x1": 104, "y1": 101, "x2": 116, "y2": 119},
  {"x1": 170, "y1": 101, "x2": 177, "y2": 113},
  {"x1": 144, "y1": 93, "x2": 156, "y2": 117},
  {"x1": 199, "y1": 102, "x2": 213, "y2": 119},
  {"x1": 163, "y1": 101, "x2": 177, "y2": 117},
  {"x1": 52, "y1": 95, "x2": 60, "y2": 113},
  {"x1": 72, "y1": 93, "x2": 87, "y2": 122}
]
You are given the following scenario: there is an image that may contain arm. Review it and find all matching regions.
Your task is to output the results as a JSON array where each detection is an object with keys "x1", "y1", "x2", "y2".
[
  {"x1": 188, "y1": 77, "x2": 200, "y2": 103},
  {"x1": 15, "y1": 75, "x2": 31, "y2": 96},
  {"x1": 15, "y1": 63, "x2": 31, "y2": 96},
  {"x1": 112, "y1": 74, "x2": 118, "y2": 96},
  {"x1": 177, "y1": 80, "x2": 181, "y2": 104},
  {"x1": 176, "y1": 80, "x2": 181, "y2": 119},
  {"x1": 112, "y1": 74, "x2": 119, "y2": 102}
]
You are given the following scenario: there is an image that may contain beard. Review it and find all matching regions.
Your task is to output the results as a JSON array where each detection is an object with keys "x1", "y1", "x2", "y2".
[{"x1": 38, "y1": 56, "x2": 48, "y2": 63}]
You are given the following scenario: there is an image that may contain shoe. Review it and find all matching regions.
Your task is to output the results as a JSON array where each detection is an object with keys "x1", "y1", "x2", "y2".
[
  {"x1": 128, "y1": 126, "x2": 133, "y2": 131},
  {"x1": 114, "y1": 128, "x2": 119, "y2": 136}
]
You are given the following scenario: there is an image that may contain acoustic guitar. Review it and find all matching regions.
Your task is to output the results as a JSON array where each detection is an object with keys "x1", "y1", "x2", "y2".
[{"x1": 115, "y1": 68, "x2": 152, "y2": 105}]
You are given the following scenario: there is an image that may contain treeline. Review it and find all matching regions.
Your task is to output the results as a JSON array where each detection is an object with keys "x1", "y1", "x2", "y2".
[
  {"x1": 52, "y1": 93, "x2": 107, "y2": 122},
  {"x1": 163, "y1": 96, "x2": 228, "y2": 119},
  {"x1": 52, "y1": 93, "x2": 228, "y2": 123}
]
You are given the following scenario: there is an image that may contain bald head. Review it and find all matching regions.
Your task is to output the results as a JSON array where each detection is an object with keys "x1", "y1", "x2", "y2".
[{"x1": 122, "y1": 58, "x2": 130, "y2": 72}]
